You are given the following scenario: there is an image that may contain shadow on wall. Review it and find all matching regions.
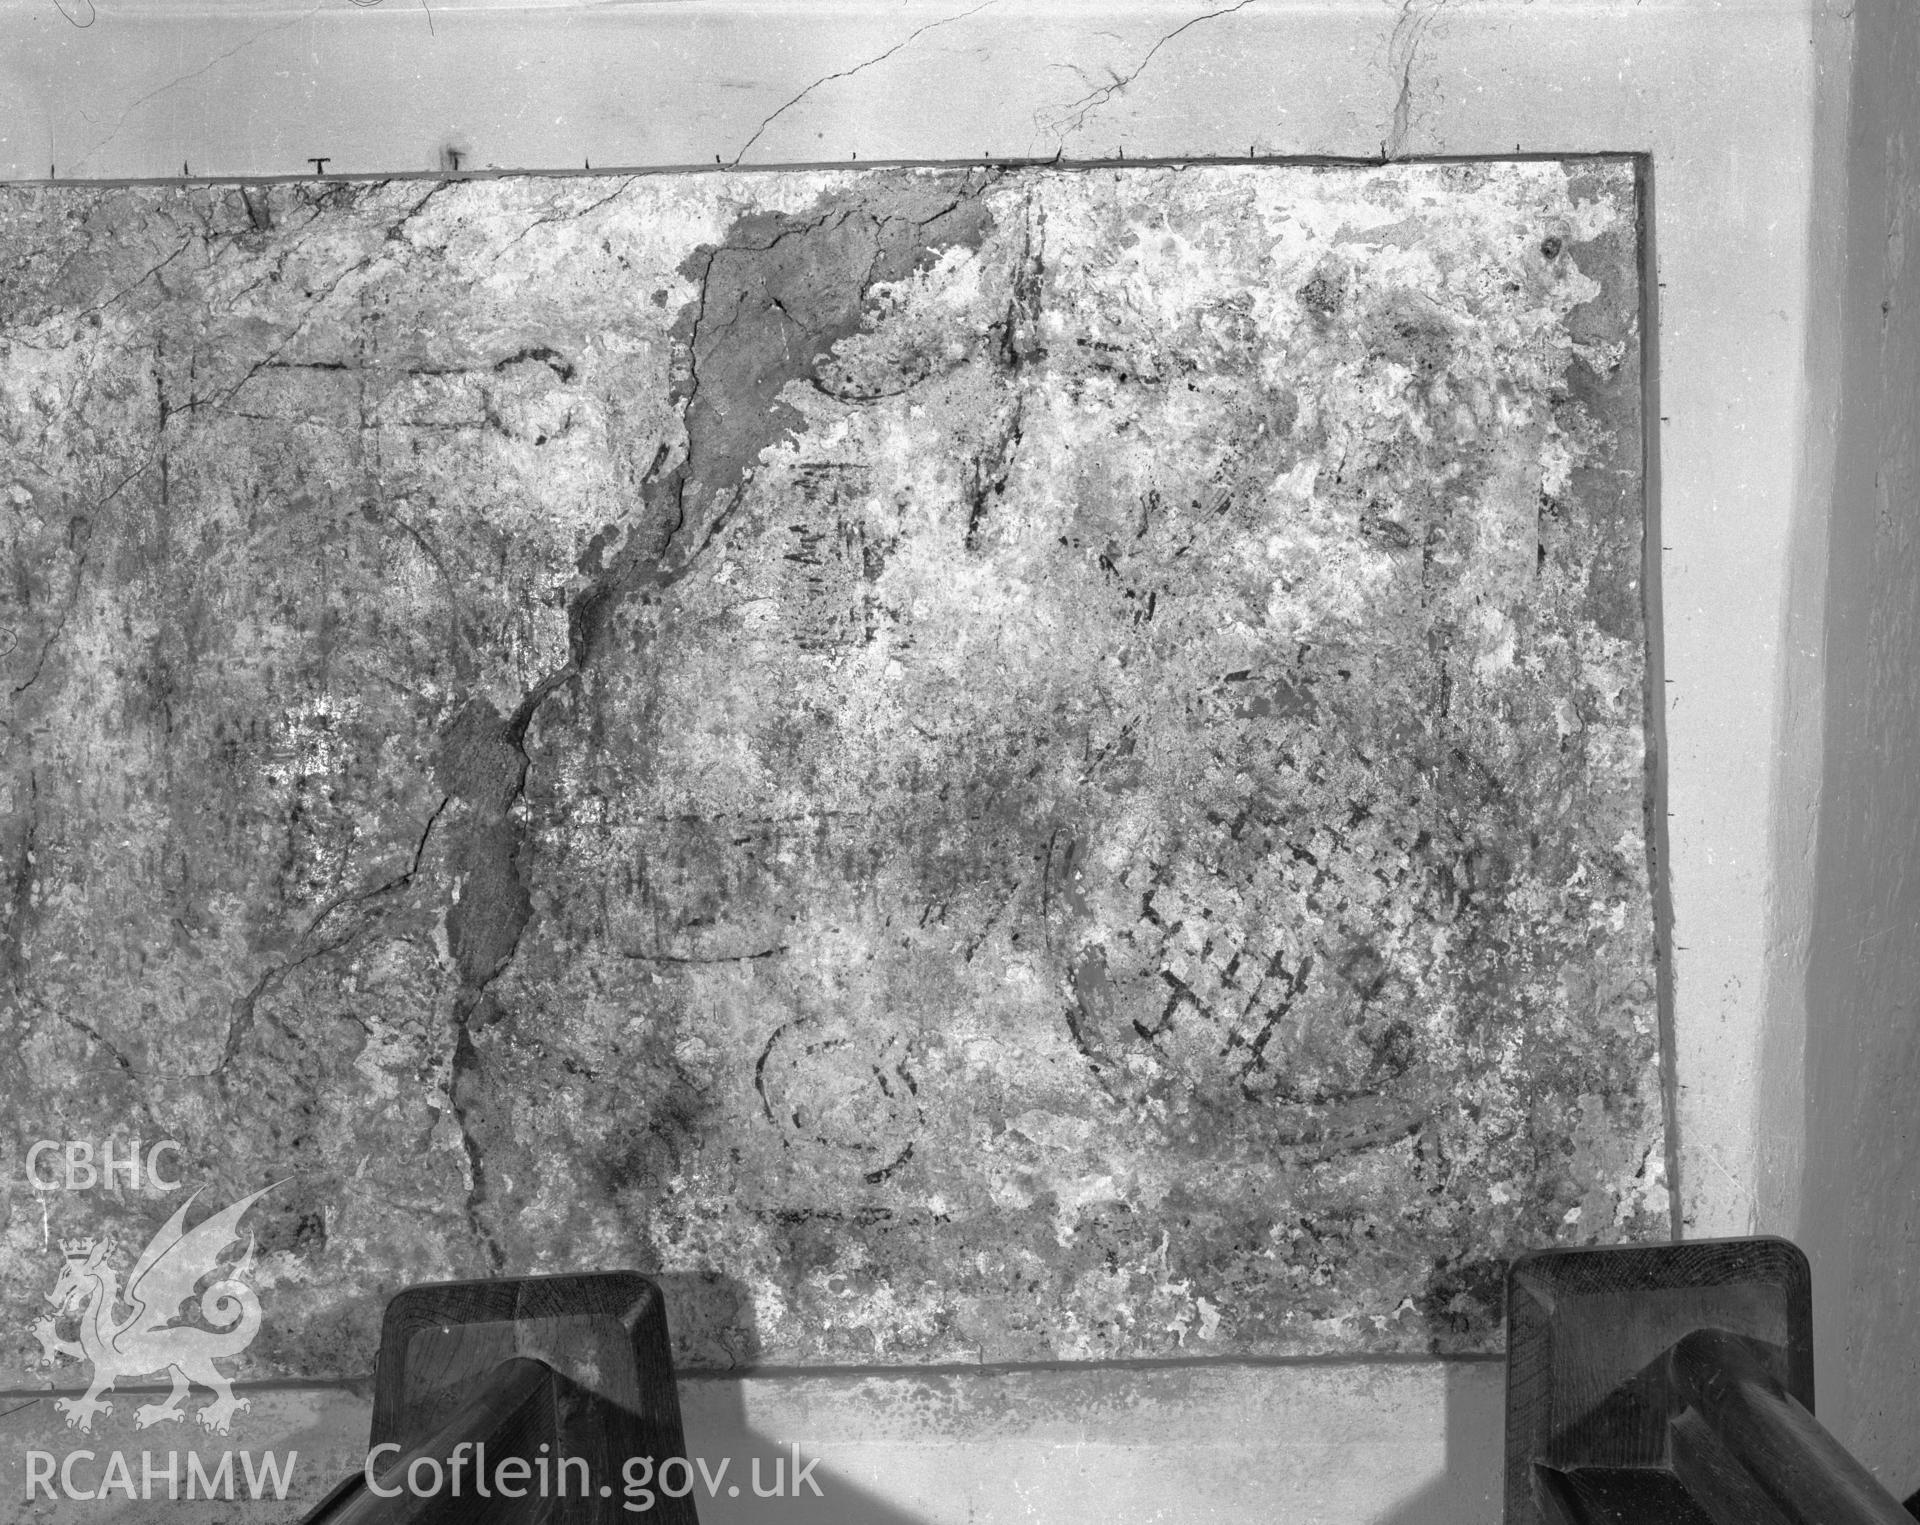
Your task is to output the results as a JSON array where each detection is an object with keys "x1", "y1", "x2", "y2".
[
  {"x1": 658, "y1": 1274, "x2": 1519, "y2": 1525},
  {"x1": 1372, "y1": 1362, "x2": 1504, "y2": 1525},
  {"x1": 1363, "y1": 1364, "x2": 1920, "y2": 1524},
  {"x1": 654, "y1": 1273, "x2": 931, "y2": 1525}
]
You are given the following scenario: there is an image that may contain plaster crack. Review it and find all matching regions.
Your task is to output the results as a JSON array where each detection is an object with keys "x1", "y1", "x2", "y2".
[
  {"x1": 214, "y1": 796, "x2": 450, "y2": 1077},
  {"x1": 367, "y1": 505, "x2": 473, "y2": 671},
  {"x1": 729, "y1": 0, "x2": 998, "y2": 166},
  {"x1": 198, "y1": 186, "x2": 446, "y2": 411},
  {"x1": 618, "y1": 944, "x2": 789, "y2": 964},
  {"x1": 1036, "y1": 0, "x2": 1261, "y2": 144},
  {"x1": 2, "y1": 772, "x2": 37, "y2": 1001},
  {"x1": 504, "y1": 177, "x2": 638, "y2": 249},
  {"x1": 1382, "y1": 0, "x2": 1453, "y2": 161},
  {"x1": 51, "y1": 1006, "x2": 148, "y2": 1096},
  {"x1": 381, "y1": 181, "x2": 454, "y2": 245},
  {"x1": 447, "y1": 1025, "x2": 507, "y2": 1271},
  {"x1": 964, "y1": 395, "x2": 1024, "y2": 550},
  {"x1": 966, "y1": 191, "x2": 1039, "y2": 548},
  {"x1": 213, "y1": 927, "x2": 361, "y2": 1077},
  {"x1": 201, "y1": 258, "x2": 374, "y2": 409},
  {"x1": 301, "y1": 793, "x2": 451, "y2": 943},
  {"x1": 78, "y1": 237, "x2": 196, "y2": 320},
  {"x1": 10, "y1": 516, "x2": 93, "y2": 700},
  {"x1": 66, "y1": 3, "x2": 323, "y2": 174},
  {"x1": 9, "y1": 771, "x2": 156, "y2": 1131}
]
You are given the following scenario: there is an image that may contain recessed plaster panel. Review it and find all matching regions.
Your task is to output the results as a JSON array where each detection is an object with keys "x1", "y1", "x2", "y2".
[{"x1": 0, "y1": 160, "x2": 1656, "y2": 1378}]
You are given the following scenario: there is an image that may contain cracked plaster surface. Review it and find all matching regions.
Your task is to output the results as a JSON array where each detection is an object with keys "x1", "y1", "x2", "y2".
[{"x1": 0, "y1": 160, "x2": 1660, "y2": 1376}]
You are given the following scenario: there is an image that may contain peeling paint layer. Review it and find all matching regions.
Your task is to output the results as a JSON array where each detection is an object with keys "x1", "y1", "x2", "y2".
[{"x1": 0, "y1": 161, "x2": 1658, "y2": 1375}]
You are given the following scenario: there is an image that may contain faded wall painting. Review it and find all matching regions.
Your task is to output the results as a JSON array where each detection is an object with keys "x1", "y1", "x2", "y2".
[{"x1": 0, "y1": 160, "x2": 1661, "y2": 1377}]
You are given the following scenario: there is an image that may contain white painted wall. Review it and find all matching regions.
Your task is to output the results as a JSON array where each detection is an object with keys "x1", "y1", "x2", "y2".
[
  {"x1": 4, "y1": 0, "x2": 1903, "y2": 1518},
  {"x1": 1783, "y1": 0, "x2": 1920, "y2": 1489}
]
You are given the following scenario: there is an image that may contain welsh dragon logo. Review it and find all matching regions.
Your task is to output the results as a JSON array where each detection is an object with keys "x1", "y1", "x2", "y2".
[{"x1": 33, "y1": 1184, "x2": 276, "y2": 1435}]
